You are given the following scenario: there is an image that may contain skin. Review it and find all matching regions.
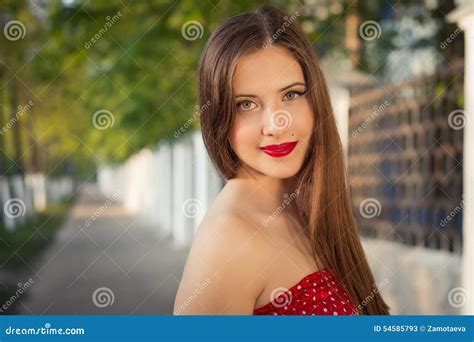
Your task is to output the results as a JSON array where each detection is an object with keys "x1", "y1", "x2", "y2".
[{"x1": 174, "y1": 46, "x2": 320, "y2": 315}]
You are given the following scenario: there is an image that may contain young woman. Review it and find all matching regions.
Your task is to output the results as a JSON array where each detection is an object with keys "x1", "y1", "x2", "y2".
[{"x1": 174, "y1": 4, "x2": 390, "y2": 315}]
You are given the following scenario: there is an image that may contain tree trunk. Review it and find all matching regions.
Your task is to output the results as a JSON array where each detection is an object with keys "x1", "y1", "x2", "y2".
[{"x1": 9, "y1": 76, "x2": 24, "y2": 175}]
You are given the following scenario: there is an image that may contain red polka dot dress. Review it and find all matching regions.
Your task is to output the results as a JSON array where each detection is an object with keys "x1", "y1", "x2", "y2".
[{"x1": 253, "y1": 268, "x2": 360, "y2": 316}]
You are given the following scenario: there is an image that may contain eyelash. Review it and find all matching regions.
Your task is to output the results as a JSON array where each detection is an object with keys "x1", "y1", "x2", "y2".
[
  {"x1": 284, "y1": 90, "x2": 306, "y2": 101},
  {"x1": 236, "y1": 90, "x2": 307, "y2": 111}
]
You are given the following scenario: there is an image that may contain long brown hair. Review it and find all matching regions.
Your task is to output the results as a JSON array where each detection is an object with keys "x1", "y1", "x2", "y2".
[{"x1": 198, "y1": 4, "x2": 390, "y2": 315}]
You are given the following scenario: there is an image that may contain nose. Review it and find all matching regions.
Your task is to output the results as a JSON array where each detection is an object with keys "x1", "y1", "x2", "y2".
[{"x1": 261, "y1": 107, "x2": 293, "y2": 137}]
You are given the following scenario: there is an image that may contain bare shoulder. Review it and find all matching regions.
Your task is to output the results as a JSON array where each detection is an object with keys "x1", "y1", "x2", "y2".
[{"x1": 173, "y1": 212, "x2": 269, "y2": 315}]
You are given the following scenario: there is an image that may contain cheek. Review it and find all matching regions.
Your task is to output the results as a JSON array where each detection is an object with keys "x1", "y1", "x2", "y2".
[
  {"x1": 230, "y1": 117, "x2": 260, "y2": 152},
  {"x1": 293, "y1": 105, "x2": 314, "y2": 137}
]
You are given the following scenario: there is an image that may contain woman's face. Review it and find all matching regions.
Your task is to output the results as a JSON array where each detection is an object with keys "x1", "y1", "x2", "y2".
[{"x1": 230, "y1": 45, "x2": 314, "y2": 179}]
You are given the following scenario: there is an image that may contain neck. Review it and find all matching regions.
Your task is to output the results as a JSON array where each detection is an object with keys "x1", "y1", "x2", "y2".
[{"x1": 230, "y1": 166, "x2": 299, "y2": 216}]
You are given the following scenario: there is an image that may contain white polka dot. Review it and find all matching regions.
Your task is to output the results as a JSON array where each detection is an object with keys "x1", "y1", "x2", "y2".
[
  {"x1": 333, "y1": 312, "x2": 338, "y2": 315},
  {"x1": 328, "y1": 291, "x2": 332, "y2": 295},
  {"x1": 313, "y1": 296, "x2": 316, "y2": 301},
  {"x1": 297, "y1": 285, "x2": 301, "y2": 290},
  {"x1": 343, "y1": 308, "x2": 347, "y2": 312},
  {"x1": 303, "y1": 302, "x2": 306, "y2": 305},
  {"x1": 284, "y1": 306, "x2": 288, "y2": 310},
  {"x1": 273, "y1": 313, "x2": 278, "y2": 315},
  {"x1": 302, "y1": 310, "x2": 306, "y2": 314},
  {"x1": 323, "y1": 308, "x2": 328, "y2": 312},
  {"x1": 331, "y1": 297, "x2": 335, "y2": 301}
]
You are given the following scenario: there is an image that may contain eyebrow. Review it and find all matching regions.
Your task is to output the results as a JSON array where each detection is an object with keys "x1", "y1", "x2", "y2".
[{"x1": 235, "y1": 82, "x2": 307, "y2": 98}]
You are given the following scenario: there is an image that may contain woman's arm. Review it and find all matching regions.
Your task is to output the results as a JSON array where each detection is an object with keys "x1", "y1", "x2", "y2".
[{"x1": 173, "y1": 214, "x2": 265, "y2": 315}]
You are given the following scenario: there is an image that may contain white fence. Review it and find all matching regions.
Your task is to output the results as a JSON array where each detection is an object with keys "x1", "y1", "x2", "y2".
[
  {"x1": 97, "y1": 131, "x2": 223, "y2": 248},
  {"x1": 0, "y1": 173, "x2": 75, "y2": 232}
]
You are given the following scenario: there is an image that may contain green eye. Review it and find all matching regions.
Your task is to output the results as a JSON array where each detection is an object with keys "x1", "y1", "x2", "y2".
[
  {"x1": 284, "y1": 90, "x2": 306, "y2": 101},
  {"x1": 236, "y1": 100, "x2": 256, "y2": 111}
]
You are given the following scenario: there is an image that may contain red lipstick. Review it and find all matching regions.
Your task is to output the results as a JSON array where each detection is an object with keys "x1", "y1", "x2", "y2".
[{"x1": 259, "y1": 141, "x2": 298, "y2": 158}]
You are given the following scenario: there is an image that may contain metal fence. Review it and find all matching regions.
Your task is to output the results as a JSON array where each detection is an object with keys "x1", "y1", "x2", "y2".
[{"x1": 348, "y1": 60, "x2": 464, "y2": 253}]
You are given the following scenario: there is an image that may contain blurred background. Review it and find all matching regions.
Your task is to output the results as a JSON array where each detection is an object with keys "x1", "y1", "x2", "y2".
[{"x1": 0, "y1": 0, "x2": 472, "y2": 315}]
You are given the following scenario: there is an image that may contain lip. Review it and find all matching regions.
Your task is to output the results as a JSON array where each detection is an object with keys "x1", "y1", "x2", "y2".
[{"x1": 259, "y1": 141, "x2": 298, "y2": 158}]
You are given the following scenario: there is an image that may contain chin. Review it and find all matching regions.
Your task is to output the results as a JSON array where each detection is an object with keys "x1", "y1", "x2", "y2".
[{"x1": 258, "y1": 164, "x2": 301, "y2": 179}]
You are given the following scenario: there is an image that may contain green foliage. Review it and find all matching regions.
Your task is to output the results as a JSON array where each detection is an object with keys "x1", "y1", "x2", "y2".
[
  {"x1": 0, "y1": 0, "x2": 458, "y2": 177},
  {"x1": 20, "y1": 0, "x2": 273, "y2": 172}
]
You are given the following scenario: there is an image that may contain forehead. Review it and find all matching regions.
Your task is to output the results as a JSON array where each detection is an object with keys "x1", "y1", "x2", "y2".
[{"x1": 233, "y1": 45, "x2": 304, "y2": 94}]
